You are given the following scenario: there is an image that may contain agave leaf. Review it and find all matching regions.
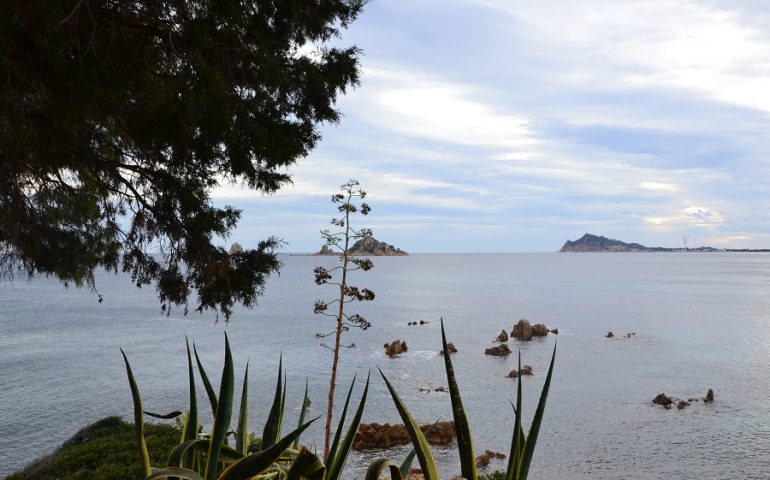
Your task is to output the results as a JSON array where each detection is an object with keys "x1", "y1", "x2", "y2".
[
  {"x1": 326, "y1": 374, "x2": 357, "y2": 467},
  {"x1": 236, "y1": 362, "x2": 250, "y2": 455},
  {"x1": 144, "y1": 410, "x2": 185, "y2": 420},
  {"x1": 327, "y1": 374, "x2": 370, "y2": 480},
  {"x1": 183, "y1": 338, "x2": 199, "y2": 468},
  {"x1": 506, "y1": 352, "x2": 524, "y2": 480},
  {"x1": 262, "y1": 354, "x2": 284, "y2": 449},
  {"x1": 146, "y1": 467, "x2": 205, "y2": 480},
  {"x1": 286, "y1": 446, "x2": 326, "y2": 480},
  {"x1": 204, "y1": 334, "x2": 236, "y2": 480},
  {"x1": 168, "y1": 439, "x2": 208, "y2": 467},
  {"x1": 218, "y1": 417, "x2": 318, "y2": 480},
  {"x1": 440, "y1": 319, "x2": 477, "y2": 480},
  {"x1": 400, "y1": 419, "x2": 440, "y2": 478},
  {"x1": 378, "y1": 368, "x2": 439, "y2": 480},
  {"x1": 121, "y1": 349, "x2": 151, "y2": 477},
  {"x1": 518, "y1": 343, "x2": 556, "y2": 480},
  {"x1": 193, "y1": 342, "x2": 218, "y2": 417},
  {"x1": 365, "y1": 458, "x2": 405, "y2": 480},
  {"x1": 292, "y1": 381, "x2": 310, "y2": 450}
]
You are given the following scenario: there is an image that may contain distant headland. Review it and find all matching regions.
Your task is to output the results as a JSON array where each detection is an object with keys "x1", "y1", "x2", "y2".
[
  {"x1": 316, "y1": 236, "x2": 408, "y2": 256},
  {"x1": 560, "y1": 233, "x2": 770, "y2": 253}
]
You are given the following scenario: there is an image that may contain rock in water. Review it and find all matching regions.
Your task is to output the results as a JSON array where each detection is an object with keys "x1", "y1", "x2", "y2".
[
  {"x1": 354, "y1": 421, "x2": 455, "y2": 450},
  {"x1": 531, "y1": 323, "x2": 549, "y2": 337},
  {"x1": 484, "y1": 344, "x2": 511, "y2": 356},
  {"x1": 653, "y1": 393, "x2": 672, "y2": 407},
  {"x1": 705, "y1": 388, "x2": 714, "y2": 403},
  {"x1": 606, "y1": 331, "x2": 614, "y2": 338},
  {"x1": 385, "y1": 340, "x2": 408, "y2": 357},
  {"x1": 506, "y1": 365, "x2": 533, "y2": 378},
  {"x1": 511, "y1": 319, "x2": 533, "y2": 341},
  {"x1": 439, "y1": 342, "x2": 458, "y2": 356},
  {"x1": 316, "y1": 236, "x2": 407, "y2": 256},
  {"x1": 496, "y1": 329, "x2": 509, "y2": 342}
]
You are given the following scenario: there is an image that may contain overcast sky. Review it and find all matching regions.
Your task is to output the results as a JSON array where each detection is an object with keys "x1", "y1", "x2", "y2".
[{"x1": 216, "y1": 0, "x2": 770, "y2": 252}]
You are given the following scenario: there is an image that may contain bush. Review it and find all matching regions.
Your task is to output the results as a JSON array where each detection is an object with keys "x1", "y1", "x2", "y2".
[{"x1": 7, "y1": 417, "x2": 178, "y2": 480}]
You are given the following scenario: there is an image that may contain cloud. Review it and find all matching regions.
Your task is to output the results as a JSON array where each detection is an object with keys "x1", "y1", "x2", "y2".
[{"x1": 644, "y1": 206, "x2": 726, "y2": 227}]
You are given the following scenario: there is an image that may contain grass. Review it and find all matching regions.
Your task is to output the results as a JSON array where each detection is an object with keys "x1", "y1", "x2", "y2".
[{"x1": 6, "y1": 416, "x2": 179, "y2": 480}]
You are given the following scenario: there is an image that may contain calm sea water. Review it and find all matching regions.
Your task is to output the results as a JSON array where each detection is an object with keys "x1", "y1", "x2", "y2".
[{"x1": 2, "y1": 253, "x2": 770, "y2": 478}]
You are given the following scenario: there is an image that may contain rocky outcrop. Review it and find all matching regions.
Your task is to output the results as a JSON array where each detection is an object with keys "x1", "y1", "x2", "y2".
[
  {"x1": 511, "y1": 319, "x2": 532, "y2": 340},
  {"x1": 550, "y1": 328, "x2": 559, "y2": 335},
  {"x1": 496, "y1": 330, "x2": 509, "y2": 342},
  {"x1": 506, "y1": 365, "x2": 533, "y2": 378},
  {"x1": 484, "y1": 344, "x2": 511, "y2": 356},
  {"x1": 317, "y1": 236, "x2": 408, "y2": 256},
  {"x1": 439, "y1": 342, "x2": 458, "y2": 356},
  {"x1": 705, "y1": 388, "x2": 714, "y2": 403},
  {"x1": 353, "y1": 421, "x2": 455, "y2": 450},
  {"x1": 511, "y1": 319, "x2": 549, "y2": 341},
  {"x1": 385, "y1": 340, "x2": 408, "y2": 357}
]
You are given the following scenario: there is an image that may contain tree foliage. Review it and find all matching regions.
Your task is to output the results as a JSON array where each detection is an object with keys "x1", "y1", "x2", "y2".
[{"x1": 0, "y1": 0, "x2": 364, "y2": 318}]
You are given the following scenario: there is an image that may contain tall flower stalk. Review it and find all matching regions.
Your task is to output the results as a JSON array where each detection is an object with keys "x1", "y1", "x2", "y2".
[{"x1": 314, "y1": 179, "x2": 374, "y2": 462}]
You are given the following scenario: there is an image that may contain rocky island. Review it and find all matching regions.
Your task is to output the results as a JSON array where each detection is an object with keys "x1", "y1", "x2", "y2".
[
  {"x1": 559, "y1": 233, "x2": 769, "y2": 253},
  {"x1": 316, "y1": 236, "x2": 408, "y2": 256}
]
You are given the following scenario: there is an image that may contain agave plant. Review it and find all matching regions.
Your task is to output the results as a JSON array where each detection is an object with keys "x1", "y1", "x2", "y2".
[
  {"x1": 366, "y1": 320, "x2": 556, "y2": 480},
  {"x1": 121, "y1": 334, "x2": 369, "y2": 480}
]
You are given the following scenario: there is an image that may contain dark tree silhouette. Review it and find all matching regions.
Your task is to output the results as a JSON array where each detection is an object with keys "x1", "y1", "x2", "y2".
[{"x1": 0, "y1": 0, "x2": 364, "y2": 319}]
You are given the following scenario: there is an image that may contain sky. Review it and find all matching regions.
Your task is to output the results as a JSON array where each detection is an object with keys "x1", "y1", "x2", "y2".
[{"x1": 215, "y1": 0, "x2": 770, "y2": 253}]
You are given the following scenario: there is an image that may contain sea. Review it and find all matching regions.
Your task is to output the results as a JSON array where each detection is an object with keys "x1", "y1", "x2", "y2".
[{"x1": 2, "y1": 253, "x2": 770, "y2": 479}]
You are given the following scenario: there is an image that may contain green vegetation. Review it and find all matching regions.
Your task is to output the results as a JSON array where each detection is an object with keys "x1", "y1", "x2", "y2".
[
  {"x1": 6, "y1": 416, "x2": 178, "y2": 480},
  {"x1": 121, "y1": 335, "x2": 368, "y2": 480},
  {"x1": 313, "y1": 179, "x2": 375, "y2": 460},
  {"x1": 0, "y1": 0, "x2": 363, "y2": 319}
]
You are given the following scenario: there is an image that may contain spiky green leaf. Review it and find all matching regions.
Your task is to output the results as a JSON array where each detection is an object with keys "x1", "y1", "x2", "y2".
[
  {"x1": 262, "y1": 355, "x2": 284, "y2": 449},
  {"x1": 204, "y1": 334, "x2": 235, "y2": 480},
  {"x1": 518, "y1": 343, "x2": 556, "y2": 480},
  {"x1": 236, "y1": 362, "x2": 250, "y2": 455},
  {"x1": 292, "y1": 381, "x2": 310, "y2": 450},
  {"x1": 365, "y1": 458, "x2": 404, "y2": 480},
  {"x1": 193, "y1": 342, "x2": 218, "y2": 416},
  {"x1": 327, "y1": 374, "x2": 369, "y2": 480},
  {"x1": 286, "y1": 447, "x2": 326, "y2": 480},
  {"x1": 121, "y1": 349, "x2": 151, "y2": 477},
  {"x1": 219, "y1": 417, "x2": 318, "y2": 480},
  {"x1": 440, "y1": 319, "x2": 477, "y2": 480},
  {"x1": 378, "y1": 369, "x2": 439, "y2": 480},
  {"x1": 183, "y1": 338, "x2": 199, "y2": 468},
  {"x1": 326, "y1": 374, "x2": 357, "y2": 467}
]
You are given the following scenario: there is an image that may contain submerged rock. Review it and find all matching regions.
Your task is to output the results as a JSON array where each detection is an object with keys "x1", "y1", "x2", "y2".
[{"x1": 677, "y1": 400, "x2": 691, "y2": 410}]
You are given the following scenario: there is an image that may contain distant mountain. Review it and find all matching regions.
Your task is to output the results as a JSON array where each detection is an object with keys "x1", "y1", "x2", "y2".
[
  {"x1": 559, "y1": 233, "x2": 724, "y2": 252},
  {"x1": 316, "y1": 236, "x2": 408, "y2": 256}
]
